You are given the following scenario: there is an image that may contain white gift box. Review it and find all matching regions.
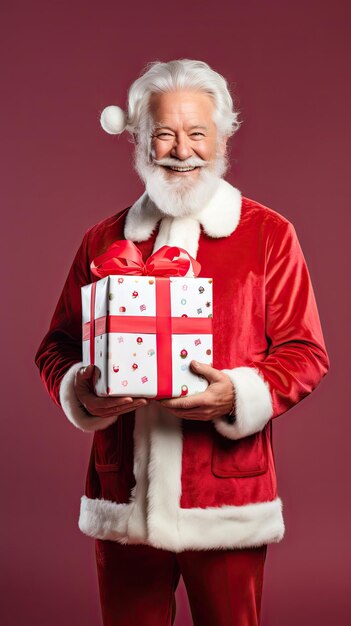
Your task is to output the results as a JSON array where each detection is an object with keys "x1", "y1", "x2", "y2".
[{"x1": 81, "y1": 275, "x2": 213, "y2": 398}]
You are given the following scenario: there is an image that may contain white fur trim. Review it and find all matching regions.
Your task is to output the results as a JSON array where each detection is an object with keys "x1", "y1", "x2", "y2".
[
  {"x1": 59, "y1": 362, "x2": 119, "y2": 433},
  {"x1": 79, "y1": 495, "x2": 284, "y2": 551},
  {"x1": 196, "y1": 179, "x2": 241, "y2": 238},
  {"x1": 78, "y1": 402, "x2": 284, "y2": 550},
  {"x1": 100, "y1": 106, "x2": 127, "y2": 135},
  {"x1": 124, "y1": 191, "x2": 161, "y2": 242},
  {"x1": 124, "y1": 179, "x2": 242, "y2": 252},
  {"x1": 214, "y1": 367, "x2": 273, "y2": 440},
  {"x1": 152, "y1": 216, "x2": 201, "y2": 257}
]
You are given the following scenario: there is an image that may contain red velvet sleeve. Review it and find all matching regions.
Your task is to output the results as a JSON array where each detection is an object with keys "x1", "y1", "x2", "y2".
[
  {"x1": 35, "y1": 230, "x2": 91, "y2": 407},
  {"x1": 253, "y1": 220, "x2": 329, "y2": 418}
]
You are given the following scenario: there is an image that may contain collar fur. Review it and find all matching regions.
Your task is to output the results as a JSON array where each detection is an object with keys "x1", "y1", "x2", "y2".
[{"x1": 124, "y1": 178, "x2": 242, "y2": 258}]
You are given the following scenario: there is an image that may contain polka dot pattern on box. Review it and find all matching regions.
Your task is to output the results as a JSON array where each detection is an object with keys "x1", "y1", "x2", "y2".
[{"x1": 84, "y1": 275, "x2": 213, "y2": 398}]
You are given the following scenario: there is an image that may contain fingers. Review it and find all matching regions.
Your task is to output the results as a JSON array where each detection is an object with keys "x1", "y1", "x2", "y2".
[
  {"x1": 74, "y1": 366, "x2": 149, "y2": 417},
  {"x1": 166, "y1": 408, "x2": 212, "y2": 420},
  {"x1": 91, "y1": 396, "x2": 148, "y2": 416},
  {"x1": 162, "y1": 404, "x2": 231, "y2": 421},
  {"x1": 161, "y1": 392, "x2": 207, "y2": 410},
  {"x1": 90, "y1": 398, "x2": 149, "y2": 418},
  {"x1": 160, "y1": 371, "x2": 235, "y2": 421},
  {"x1": 190, "y1": 360, "x2": 223, "y2": 383},
  {"x1": 80, "y1": 396, "x2": 148, "y2": 419}
]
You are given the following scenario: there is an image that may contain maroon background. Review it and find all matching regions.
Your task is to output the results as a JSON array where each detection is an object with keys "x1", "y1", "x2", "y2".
[{"x1": 1, "y1": 0, "x2": 350, "y2": 624}]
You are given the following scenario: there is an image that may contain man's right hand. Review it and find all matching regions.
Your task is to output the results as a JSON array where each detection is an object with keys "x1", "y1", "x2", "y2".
[{"x1": 74, "y1": 365, "x2": 149, "y2": 418}]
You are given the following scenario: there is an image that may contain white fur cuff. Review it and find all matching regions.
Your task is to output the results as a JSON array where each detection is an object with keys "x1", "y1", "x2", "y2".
[
  {"x1": 214, "y1": 367, "x2": 273, "y2": 440},
  {"x1": 59, "y1": 362, "x2": 119, "y2": 432}
]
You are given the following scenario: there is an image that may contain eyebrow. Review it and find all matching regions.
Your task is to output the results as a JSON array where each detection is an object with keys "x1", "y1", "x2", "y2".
[{"x1": 153, "y1": 124, "x2": 209, "y2": 131}]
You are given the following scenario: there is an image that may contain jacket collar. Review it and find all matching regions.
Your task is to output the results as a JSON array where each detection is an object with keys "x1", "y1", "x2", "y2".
[{"x1": 124, "y1": 179, "x2": 242, "y2": 242}]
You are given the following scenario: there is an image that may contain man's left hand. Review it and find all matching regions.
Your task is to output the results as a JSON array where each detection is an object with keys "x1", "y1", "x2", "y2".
[{"x1": 160, "y1": 360, "x2": 235, "y2": 421}]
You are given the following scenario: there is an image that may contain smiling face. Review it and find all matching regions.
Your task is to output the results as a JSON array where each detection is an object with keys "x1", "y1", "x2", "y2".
[
  {"x1": 149, "y1": 90, "x2": 227, "y2": 180},
  {"x1": 134, "y1": 89, "x2": 229, "y2": 217}
]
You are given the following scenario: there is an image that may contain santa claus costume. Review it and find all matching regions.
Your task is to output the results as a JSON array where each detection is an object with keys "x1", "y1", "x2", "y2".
[{"x1": 35, "y1": 177, "x2": 329, "y2": 624}]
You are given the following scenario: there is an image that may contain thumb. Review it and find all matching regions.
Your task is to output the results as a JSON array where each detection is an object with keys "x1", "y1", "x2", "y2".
[
  {"x1": 79, "y1": 364, "x2": 96, "y2": 380},
  {"x1": 190, "y1": 360, "x2": 222, "y2": 383},
  {"x1": 74, "y1": 364, "x2": 100, "y2": 396},
  {"x1": 76, "y1": 364, "x2": 101, "y2": 386}
]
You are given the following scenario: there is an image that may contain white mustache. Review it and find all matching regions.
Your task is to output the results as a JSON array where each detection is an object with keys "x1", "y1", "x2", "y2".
[{"x1": 153, "y1": 157, "x2": 208, "y2": 168}]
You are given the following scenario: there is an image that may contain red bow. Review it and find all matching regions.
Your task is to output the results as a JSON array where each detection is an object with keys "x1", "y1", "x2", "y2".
[{"x1": 90, "y1": 239, "x2": 201, "y2": 278}]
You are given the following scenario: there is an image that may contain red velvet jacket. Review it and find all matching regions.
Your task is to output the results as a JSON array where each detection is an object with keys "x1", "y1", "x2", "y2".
[{"x1": 35, "y1": 180, "x2": 329, "y2": 551}]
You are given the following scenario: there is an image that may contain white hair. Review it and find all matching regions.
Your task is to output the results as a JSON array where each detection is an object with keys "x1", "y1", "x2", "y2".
[{"x1": 126, "y1": 59, "x2": 240, "y2": 153}]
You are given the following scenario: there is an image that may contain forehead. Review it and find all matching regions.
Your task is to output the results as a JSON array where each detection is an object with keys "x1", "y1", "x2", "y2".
[{"x1": 149, "y1": 90, "x2": 215, "y2": 126}]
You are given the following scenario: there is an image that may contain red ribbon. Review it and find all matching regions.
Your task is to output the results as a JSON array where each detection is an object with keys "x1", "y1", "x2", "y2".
[
  {"x1": 86, "y1": 240, "x2": 211, "y2": 398},
  {"x1": 83, "y1": 315, "x2": 212, "y2": 339},
  {"x1": 90, "y1": 239, "x2": 201, "y2": 278}
]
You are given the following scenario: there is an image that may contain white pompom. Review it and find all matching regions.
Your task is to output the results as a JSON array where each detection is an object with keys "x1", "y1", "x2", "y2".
[{"x1": 100, "y1": 105, "x2": 127, "y2": 134}]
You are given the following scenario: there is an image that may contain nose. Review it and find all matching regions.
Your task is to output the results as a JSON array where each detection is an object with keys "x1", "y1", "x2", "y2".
[{"x1": 171, "y1": 133, "x2": 193, "y2": 160}]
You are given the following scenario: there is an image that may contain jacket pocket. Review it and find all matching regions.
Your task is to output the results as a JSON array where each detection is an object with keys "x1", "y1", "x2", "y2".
[
  {"x1": 91, "y1": 416, "x2": 136, "y2": 503},
  {"x1": 211, "y1": 427, "x2": 268, "y2": 478}
]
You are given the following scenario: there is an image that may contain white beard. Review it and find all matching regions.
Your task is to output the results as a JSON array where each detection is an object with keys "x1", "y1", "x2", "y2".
[{"x1": 134, "y1": 145, "x2": 228, "y2": 218}]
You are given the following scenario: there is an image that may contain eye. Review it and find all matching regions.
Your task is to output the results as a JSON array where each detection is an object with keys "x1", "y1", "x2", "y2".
[
  {"x1": 154, "y1": 132, "x2": 174, "y2": 138},
  {"x1": 191, "y1": 132, "x2": 205, "y2": 138}
]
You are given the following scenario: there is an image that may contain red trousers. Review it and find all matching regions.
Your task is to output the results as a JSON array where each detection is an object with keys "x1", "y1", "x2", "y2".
[{"x1": 95, "y1": 540, "x2": 267, "y2": 626}]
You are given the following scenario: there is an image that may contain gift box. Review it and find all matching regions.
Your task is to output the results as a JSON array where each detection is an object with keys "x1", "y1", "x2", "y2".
[{"x1": 81, "y1": 241, "x2": 213, "y2": 399}]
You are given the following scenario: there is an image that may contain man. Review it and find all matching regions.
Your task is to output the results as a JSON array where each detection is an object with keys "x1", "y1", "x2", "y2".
[{"x1": 35, "y1": 59, "x2": 329, "y2": 626}]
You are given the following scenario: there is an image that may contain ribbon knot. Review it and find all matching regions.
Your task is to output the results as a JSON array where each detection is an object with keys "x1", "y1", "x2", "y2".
[{"x1": 90, "y1": 239, "x2": 201, "y2": 278}]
